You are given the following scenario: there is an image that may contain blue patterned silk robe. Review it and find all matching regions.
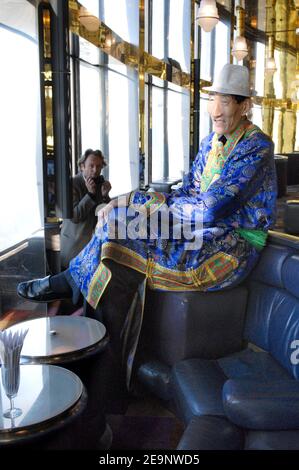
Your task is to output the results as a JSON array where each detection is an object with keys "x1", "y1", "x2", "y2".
[{"x1": 69, "y1": 120, "x2": 277, "y2": 309}]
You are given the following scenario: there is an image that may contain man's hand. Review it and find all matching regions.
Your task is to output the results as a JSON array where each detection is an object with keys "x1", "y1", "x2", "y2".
[
  {"x1": 85, "y1": 177, "x2": 97, "y2": 194},
  {"x1": 101, "y1": 180, "x2": 112, "y2": 197}
]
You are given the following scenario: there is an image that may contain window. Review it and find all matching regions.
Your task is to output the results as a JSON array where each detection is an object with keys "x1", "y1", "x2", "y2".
[
  {"x1": 213, "y1": 20, "x2": 230, "y2": 80},
  {"x1": 255, "y1": 42, "x2": 265, "y2": 96},
  {"x1": 101, "y1": 0, "x2": 139, "y2": 45},
  {"x1": 151, "y1": 84, "x2": 165, "y2": 180},
  {"x1": 168, "y1": 0, "x2": 191, "y2": 72},
  {"x1": 199, "y1": 95, "x2": 211, "y2": 142},
  {"x1": 151, "y1": 78, "x2": 190, "y2": 181},
  {"x1": 151, "y1": 0, "x2": 165, "y2": 58},
  {"x1": 107, "y1": 62, "x2": 139, "y2": 196},
  {"x1": 0, "y1": 2, "x2": 43, "y2": 251},
  {"x1": 251, "y1": 105, "x2": 263, "y2": 129},
  {"x1": 80, "y1": 0, "x2": 99, "y2": 16},
  {"x1": 80, "y1": 62, "x2": 104, "y2": 153},
  {"x1": 200, "y1": 30, "x2": 212, "y2": 81},
  {"x1": 167, "y1": 86, "x2": 190, "y2": 177}
]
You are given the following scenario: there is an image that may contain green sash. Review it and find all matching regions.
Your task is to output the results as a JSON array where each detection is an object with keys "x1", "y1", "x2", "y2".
[{"x1": 236, "y1": 228, "x2": 268, "y2": 250}]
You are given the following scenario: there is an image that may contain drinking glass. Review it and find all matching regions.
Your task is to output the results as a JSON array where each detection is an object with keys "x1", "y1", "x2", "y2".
[{"x1": 1, "y1": 362, "x2": 22, "y2": 419}]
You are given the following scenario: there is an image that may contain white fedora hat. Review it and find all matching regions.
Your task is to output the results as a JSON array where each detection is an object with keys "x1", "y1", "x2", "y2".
[{"x1": 203, "y1": 64, "x2": 252, "y2": 97}]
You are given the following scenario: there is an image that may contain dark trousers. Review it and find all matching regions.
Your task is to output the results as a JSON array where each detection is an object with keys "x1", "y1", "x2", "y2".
[{"x1": 64, "y1": 260, "x2": 145, "y2": 413}]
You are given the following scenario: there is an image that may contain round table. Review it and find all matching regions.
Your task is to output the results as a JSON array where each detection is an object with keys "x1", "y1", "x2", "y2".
[
  {"x1": 5, "y1": 315, "x2": 108, "y2": 364},
  {"x1": 0, "y1": 364, "x2": 86, "y2": 445},
  {"x1": 5, "y1": 316, "x2": 111, "y2": 449}
]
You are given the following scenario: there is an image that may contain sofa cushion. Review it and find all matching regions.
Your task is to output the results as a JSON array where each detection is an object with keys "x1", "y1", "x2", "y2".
[
  {"x1": 223, "y1": 379, "x2": 299, "y2": 430},
  {"x1": 172, "y1": 348, "x2": 289, "y2": 424},
  {"x1": 282, "y1": 255, "x2": 299, "y2": 300},
  {"x1": 249, "y1": 243, "x2": 292, "y2": 288},
  {"x1": 245, "y1": 430, "x2": 299, "y2": 450},
  {"x1": 172, "y1": 359, "x2": 226, "y2": 424},
  {"x1": 266, "y1": 290, "x2": 299, "y2": 379},
  {"x1": 244, "y1": 282, "x2": 282, "y2": 351},
  {"x1": 244, "y1": 279, "x2": 299, "y2": 380},
  {"x1": 177, "y1": 416, "x2": 244, "y2": 450},
  {"x1": 218, "y1": 348, "x2": 290, "y2": 381}
]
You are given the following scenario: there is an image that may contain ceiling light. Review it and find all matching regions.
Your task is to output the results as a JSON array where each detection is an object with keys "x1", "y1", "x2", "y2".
[
  {"x1": 196, "y1": 0, "x2": 219, "y2": 33},
  {"x1": 232, "y1": 36, "x2": 248, "y2": 61}
]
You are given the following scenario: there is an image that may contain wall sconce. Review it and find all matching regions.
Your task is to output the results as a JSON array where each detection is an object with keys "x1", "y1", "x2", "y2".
[
  {"x1": 232, "y1": 5, "x2": 248, "y2": 61},
  {"x1": 196, "y1": 0, "x2": 219, "y2": 32},
  {"x1": 265, "y1": 35, "x2": 277, "y2": 74},
  {"x1": 78, "y1": 6, "x2": 100, "y2": 32}
]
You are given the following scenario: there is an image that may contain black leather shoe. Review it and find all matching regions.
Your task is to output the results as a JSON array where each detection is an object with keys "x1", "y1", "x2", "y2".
[{"x1": 17, "y1": 276, "x2": 71, "y2": 303}]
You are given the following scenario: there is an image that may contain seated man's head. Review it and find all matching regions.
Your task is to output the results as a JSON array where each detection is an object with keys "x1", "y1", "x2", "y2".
[
  {"x1": 203, "y1": 64, "x2": 252, "y2": 137},
  {"x1": 78, "y1": 149, "x2": 107, "y2": 180}
]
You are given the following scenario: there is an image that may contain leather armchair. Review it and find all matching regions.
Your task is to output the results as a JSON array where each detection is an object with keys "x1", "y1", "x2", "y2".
[
  {"x1": 135, "y1": 232, "x2": 299, "y2": 450},
  {"x1": 172, "y1": 234, "x2": 299, "y2": 449}
]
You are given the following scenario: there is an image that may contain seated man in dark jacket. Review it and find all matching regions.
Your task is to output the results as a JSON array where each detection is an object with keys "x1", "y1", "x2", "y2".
[{"x1": 60, "y1": 148, "x2": 111, "y2": 268}]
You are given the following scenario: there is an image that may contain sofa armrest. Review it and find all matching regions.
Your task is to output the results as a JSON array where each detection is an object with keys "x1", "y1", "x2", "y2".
[
  {"x1": 140, "y1": 287, "x2": 248, "y2": 366},
  {"x1": 223, "y1": 379, "x2": 299, "y2": 430}
]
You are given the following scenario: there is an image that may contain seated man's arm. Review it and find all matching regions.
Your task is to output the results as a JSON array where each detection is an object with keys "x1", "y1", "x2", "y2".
[{"x1": 71, "y1": 183, "x2": 97, "y2": 223}]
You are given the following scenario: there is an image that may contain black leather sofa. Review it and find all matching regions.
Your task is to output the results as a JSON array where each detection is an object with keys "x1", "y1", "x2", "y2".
[
  {"x1": 284, "y1": 200, "x2": 299, "y2": 235},
  {"x1": 278, "y1": 152, "x2": 299, "y2": 186},
  {"x1": 136, "y1": 232, "x2": 299, "y2": 450}
]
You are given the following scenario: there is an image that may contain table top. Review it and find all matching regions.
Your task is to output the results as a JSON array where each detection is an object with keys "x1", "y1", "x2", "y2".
[
  {"x1": 0, "y1": 364, "x2": 85, "y2": 443},
  {"x1": 5, "y1": 316, "x2": 108, "y2": 364}
]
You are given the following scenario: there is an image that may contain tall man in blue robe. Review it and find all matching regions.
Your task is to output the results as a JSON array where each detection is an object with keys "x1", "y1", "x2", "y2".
[{"x1": 18, "y1": 64, "x2": 277, "y2": 387}]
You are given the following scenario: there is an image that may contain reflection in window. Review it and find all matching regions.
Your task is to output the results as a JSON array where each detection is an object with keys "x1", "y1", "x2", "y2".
[
  {"x1": 296, "y1": 111, "x2": 299, "y2": 151},
  {"x1": 251, "y1": 105, "x2": 263, "y2": 129},
  {"x1": 80, "y1": 63, "x2": 103, "y2": 154},
  {"x1": 273, "y1": 49, "x2": 282, "y2": 99},
  {"x1": 0, "y1": 26, "x2": 43, "y2": 251},
  {"x1": 168, "y1": 0, "x2": 191, "y2": 72},
  {"x1": 102, "y1": 0, "x2": 139, "y2": 46},
  {"x1": 272, "y1": 109, "x2": 280, "y2": 153},
  {"x1": 107, "y1": 67, "x2": 139, "y2": 196},
  {"x1": 213, "y1": 21, "x2": 229, "y2": 80},
  {"x1": 255, "y1": 42, "x2": 265, "y2": 96}
]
